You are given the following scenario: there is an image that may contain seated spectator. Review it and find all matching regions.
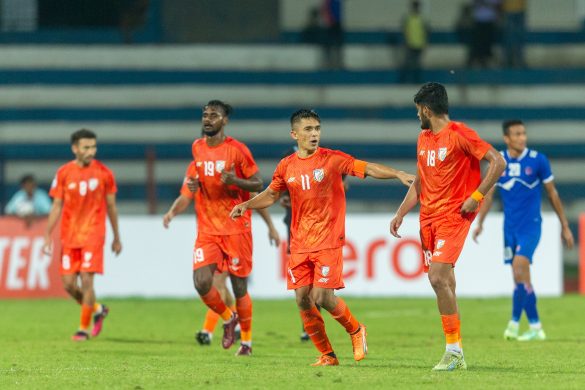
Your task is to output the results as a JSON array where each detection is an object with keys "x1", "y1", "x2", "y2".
[{"x1": 5, "y1": 174, "x2": 51, "y2": 224}]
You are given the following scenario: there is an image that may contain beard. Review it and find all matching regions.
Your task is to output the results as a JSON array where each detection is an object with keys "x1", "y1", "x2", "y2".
[
  {"x1": 420, "y1": 115, "x2": 431, "y2": 129},
  {"x1": 202, "y1": 126, "x2": 221, "y2": 137}
]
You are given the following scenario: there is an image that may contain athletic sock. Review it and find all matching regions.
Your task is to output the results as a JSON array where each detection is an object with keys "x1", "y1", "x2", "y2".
[
  {"x1": 512, "y1": 283, "x2": 528, "y2": 322},
  {"x1": 300, "y1": 306, "x2": 333, "y2": 355},
  {"x1": 200, "y1": 287, "x2": 232, "y2": 321},
  {"x1": 441, "y1": 314, "x2": 462, "y2": 353},
  {"x1": 524, "y1": 285, "x2": 541, "y2": 327},
  {"x1": 328, "y1": 297, "x2": 360, "y2": 334},
  {"x1": 202, "y1": 309, "x2": 220, "y2": 334},
  {"x1": 236, "y1": 293, "x2": 253, "y2": 345},
  {"x1": 80, "y1": 304, "x2": 93, "y2": 332},
  {"x1": 93, "y1": 303, "x2": 102, "y2": 314}
]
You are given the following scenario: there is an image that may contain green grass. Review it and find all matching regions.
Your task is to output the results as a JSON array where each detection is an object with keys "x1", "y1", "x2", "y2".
[{"x1": 2, "y1": 296, "x2": 585, "y2": 389}]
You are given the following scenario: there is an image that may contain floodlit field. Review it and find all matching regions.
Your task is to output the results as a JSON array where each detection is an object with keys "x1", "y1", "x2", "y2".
[{"x1": 2, "y1": 296, "x2": 585, "y2": 389}]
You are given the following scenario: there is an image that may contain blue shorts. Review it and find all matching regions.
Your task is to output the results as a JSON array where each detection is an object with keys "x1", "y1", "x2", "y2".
[{"x1": 503, "y1": 226, "x2": 541, "y2": 264}]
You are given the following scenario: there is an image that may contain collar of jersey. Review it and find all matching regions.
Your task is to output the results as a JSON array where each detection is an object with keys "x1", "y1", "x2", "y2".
[{"x1": 506, "y1": 148, "x2": 528, "y2": 161}]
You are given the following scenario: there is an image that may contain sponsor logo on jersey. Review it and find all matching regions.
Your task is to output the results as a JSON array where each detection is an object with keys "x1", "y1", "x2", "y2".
[
  {"x1": 438, "y1": 147, "x2": 448, "y2": 161},
  {"x1": 313, "y1": 168, "x2": 325, "y2": 182},
  {"x1": 67, "y1": 182, "x2": 76, "y2": 190},
  {"x1": 419, "y1": 150, "x2": 425, "y2": 156},
  {"x1": 196, "y1": 161, "x2": 202, "y2": 167},
  {"x1": 287, "y1": 177, "x2": 296, "y2": 183},
  {"x1": 318, "y1": 278, "x2": 329, "y2": 283}
]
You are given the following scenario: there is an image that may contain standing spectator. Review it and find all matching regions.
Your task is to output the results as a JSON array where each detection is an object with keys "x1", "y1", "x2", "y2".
[
  {"x1": 469, "y1": 0, "x2": 502, "y2": 68},
  {"x1": 502, "y1": 0, "x2": 527, "y2": 68},
  {"x1": 321, "y1": 0, "x2": 344, "y2": 70},
  {"x1": 300, "y1": 7, "x2": 325, "y2": 45},
  {"x1": 455, "y1": 3, "x2": 474, "y2": 66},
  {"x1": 399, "y1": 0, "x2": 428, "y2": 83},
  {"x1": 5, "y1": 174, "x2": 51, "y2": 226}
]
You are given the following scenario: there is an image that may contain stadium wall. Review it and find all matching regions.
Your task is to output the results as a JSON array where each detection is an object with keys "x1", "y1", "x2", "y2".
[{"x1": 0, "y1": 214, "x2": 562, "y2": 299}]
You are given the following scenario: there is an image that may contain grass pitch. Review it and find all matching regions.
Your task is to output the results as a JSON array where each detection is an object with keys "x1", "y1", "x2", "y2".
[{"x1": 2, "y1": 296, "x2": 585, "y2": 389}]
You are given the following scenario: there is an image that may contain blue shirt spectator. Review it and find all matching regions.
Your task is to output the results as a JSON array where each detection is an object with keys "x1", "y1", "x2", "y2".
[{"x1": 5, "y1": 174, "x2": 51, "y2": 216}]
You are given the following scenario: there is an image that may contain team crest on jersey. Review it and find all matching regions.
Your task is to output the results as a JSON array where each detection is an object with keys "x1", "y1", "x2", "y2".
[
  {"x1": 436, "y1": 239, "x2": 445, "y2": 249},
  {"x1": 321, "y1": 266, "x2": 330, "y2": 276},
  {"x1": 215, "y1": 160, "x2": 226, "y2": 173},
  {"x1": 438, "y1": 147, "x2": 448, "y2": 161},
  {"x1": 525, "y1": 167, "x2": 533, "y2": 175},
  {"x1": 89, "y1": 178, "x2": 99, "y2": 191},
  {"x1": 313, "y1": 168, "x2": 325, "y2": 182},
  {"x1": 232, "y1": 258, "x2": 239, "y2": 265}
]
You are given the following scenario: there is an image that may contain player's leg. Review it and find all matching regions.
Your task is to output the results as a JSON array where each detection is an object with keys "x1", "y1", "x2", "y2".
[
  {"x1": 514, "y1": 231, "x2": 545, "y2": 341},
  {"x1": 295, "y1": 285, "x2": 337, "y2": 366},
  {"x1": 196, "y1": 271, "x2": 233, "y2": 345},
  {"x1": 70, "y1": 271, "x2": 96, "y2": 341},
  {"x1": 230, "y1": 274, "x2": 252, "y2": 355},
  {"x1": 503, "y1": 232, "x2": 523, "y2": 339},
  {"x1": 61, "y1": 273, "x2": 83, "y2": 304}
]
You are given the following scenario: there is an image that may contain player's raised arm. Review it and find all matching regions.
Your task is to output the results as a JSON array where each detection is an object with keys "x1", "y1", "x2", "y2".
[
  {"x1": 460, "y1": 147, "x2": 506, "y2": 214},
  {"x1": 472, "y1": 187, "x2": 496, "y2": 243},
  {"x1": 163, "y1": 194, "x2": 192, "y2": 228},
  {"x1": 230, "y1": 187, "x2": 281, "y2": 219},
  {"x1": 106, "y1": 193, "x2": 122, "y2": 255},
  {"x1": 543, "y1": 181, "x2": 575, "y2": 249},
  {"x1": 363, "y1": 162, "x2": 415, "y2": 186},
  {"x1": 390, "y1": 175, "x2": 420, "y2": 238}
]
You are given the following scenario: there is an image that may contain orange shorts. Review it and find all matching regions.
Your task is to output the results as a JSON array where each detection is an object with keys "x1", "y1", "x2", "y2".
[
  {"x1": 60, "y1": 246, "x2": 104, "y2": 275},
  {"x1": 287, "y1": 247, "x2": 344, "y2": 290},
  {"x1": 193, "y1": 232, "x2": 253, "y2": 277},
  {"x1": 419, "y1": 213, "x2": 475, "y2": 272}
]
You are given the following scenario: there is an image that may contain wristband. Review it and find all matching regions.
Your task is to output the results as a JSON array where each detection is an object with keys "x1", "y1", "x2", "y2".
[{"x1": 470, "y1": 190, "x2": 484, "y2": 202}]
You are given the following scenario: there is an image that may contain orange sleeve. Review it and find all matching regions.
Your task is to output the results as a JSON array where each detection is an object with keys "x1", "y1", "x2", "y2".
[
  {"x1": 49, "y1": 169, "x2": 64, "y2": 199},
  {"x1": 352, "y1": 159, "x2": 367, "y2": 179},
  {"x1": 180, "y1": 162, "x2": 197, "y2": 198},
  {"x1": 105, "y1": 167, "x2": 117, "y2": 194},
  {"x1": 455, "y1": 126, "x2": 492, "y2": 160},
  {"x1": 268, "y1": 160, "x2": 287, "y2": 192},
  {"x1": 235, "y1": 143, "x2": 259, "y2": 179}
]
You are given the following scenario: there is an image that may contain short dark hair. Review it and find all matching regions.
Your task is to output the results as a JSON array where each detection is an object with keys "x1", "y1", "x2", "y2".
[
  {"x1": 205, "y1": 100, "x2": 232, "y2": 117},
  {"x1": 290, "y1": 108, "x2": 321, "y2": 126},
  {"x1": 502, "y1": 119, "x2": 524, "y2": 136},
  {"x1": 413, "y1": 82, "x2": 449, "y2": 115},
  {"x1": 71, "y1": 129, "x2": 97, "y2": 145},
  {"x1": 20, "y1": 174, "x2": 35, "y2": 185}
]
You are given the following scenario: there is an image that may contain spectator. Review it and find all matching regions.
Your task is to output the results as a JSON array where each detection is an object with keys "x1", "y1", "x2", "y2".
[
  {"x1": 469, "y1": 0, "x2": 502, "y2": 68},
  {"x1": 5, "y1": 174, "x2": 51, "y2": 225},
  {"x1": 455, "y1": 2, "x2": 474, "y2": 64},
  {"x1": 502, "y1": 0, "x2": 527, "y2": 68},
  {"x1": 321, "y1": 0, "x2": 344, "y2": 70},
  {"x1": 399, "y1": 0, "x2": 428, "y2": 83},
  {"x1": 300, "y1": 7, "x2": 325, "y2": 45}
]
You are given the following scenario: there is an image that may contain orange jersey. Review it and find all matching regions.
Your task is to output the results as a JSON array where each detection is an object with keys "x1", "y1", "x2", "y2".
[
  {"x1": 49, "y1": 160, "x2": 117, "y2": 248},
  {"x1": 269, "y1": 147, "x2": 366, "y2": 254},
  {"x1": 417, "y1": 121, "x2": 492, "y2": 221},
  {"x1": 182, "y1": 137, "x2": 259, "y2": 235}
]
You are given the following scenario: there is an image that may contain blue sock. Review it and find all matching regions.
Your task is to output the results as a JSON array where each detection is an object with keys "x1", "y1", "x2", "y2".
[
  {"x1": 512, "y1": 283, "x2": 527, "y2": 322},
  {"x1": 524, "y1": 286, "x2": 540, "y2": 324}
]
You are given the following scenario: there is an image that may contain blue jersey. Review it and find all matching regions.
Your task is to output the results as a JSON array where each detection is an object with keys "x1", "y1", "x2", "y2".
[{"x1": 496, "y1": 148, "x2": 553, "y2": 231}]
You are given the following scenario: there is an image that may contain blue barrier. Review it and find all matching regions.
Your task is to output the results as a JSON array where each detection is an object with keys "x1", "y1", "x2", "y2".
[{"x1": 1, "y1": 69, "x2": 585, "y2": 85}]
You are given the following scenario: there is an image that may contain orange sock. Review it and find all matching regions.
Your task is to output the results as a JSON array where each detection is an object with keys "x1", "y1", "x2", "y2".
[
  {"x1": 202, "y1": 309, "x2": 220, "y2": 333},
  {"x1": 300, "y1": 306, "x2": 333, "y2": 355},
  {"x1": 329, "y1": 297, "x2": 360, "y2": 334},
  {"x1": 236, "y1": 294, "x2": 253, "y2": 344},
  {"x1": 200, "y1": 287, "x2": 232, "y2": 321},
  {"x1": 93, "y1": 303, "x2": 101, "y2": 313},
  {"x1": 80, "y1": 304, "x2": 93, "y2": 331},
  {"x1": 441, "y1": 314, "x2": 460, "y2": 346}
]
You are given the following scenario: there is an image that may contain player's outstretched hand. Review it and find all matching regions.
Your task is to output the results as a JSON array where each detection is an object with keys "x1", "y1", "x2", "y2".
[
  {"x1": 390, "y1": 215, "x2": 403, "y2": 238},
  {"x1": 472, "y1": 224, "x2": 483, "y2": 243},
  {"x1": 268, "y1": 227, "x2": 280, "y2": 247},
  {"x1": 398, "y1": 171, "x2": 416, "y2": 187},
  {"x1": 562, "y1": 226, "x2": 575, "y2": 249},
  {"x1": 460, "y1": 197, "x2": 479, "y2": 214},
  {"x1": 187, "y1": 176, "x2": 199, "y2": 193},
  {"x1": 230, "y1": 203, "x2": 248, "y2": 220},
  {"x1": 163, "y1": 211, "x2": 174, "y2": 229},
  {"x1": 111, "y1": 238, "x2": 122, "y2": 255},
  {"x1": 221, "y1": 164, "x2": 236, "y2": 185}
]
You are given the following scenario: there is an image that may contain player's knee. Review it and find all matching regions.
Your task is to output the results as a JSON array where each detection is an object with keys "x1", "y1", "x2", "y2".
[
  {"x1": 62, "y1": 280, "x2": 77, "y2": 294},
  {"x1": 231, "y1": 279, "x2": 247, "y2": 299},
  {"x1": 295, "y1": 292, "x2": 313, "y2": 310},
  {"x1": 194, "y1": 274, "x2": 213, "y2": 295},
  {"x1": 428, "y1": 273, "x2": 450, "y2": 291}
]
